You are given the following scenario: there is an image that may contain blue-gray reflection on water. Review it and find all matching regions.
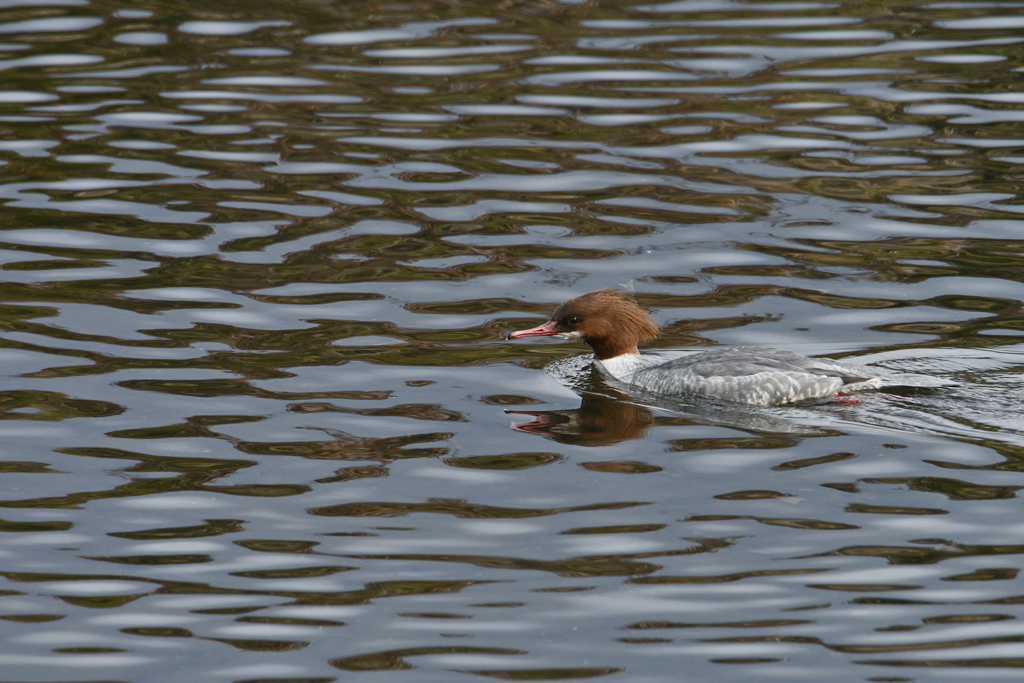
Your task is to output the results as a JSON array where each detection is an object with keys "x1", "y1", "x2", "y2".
[{"x1": 1, "y1": 1, "x2": 1024, "y2": 681}]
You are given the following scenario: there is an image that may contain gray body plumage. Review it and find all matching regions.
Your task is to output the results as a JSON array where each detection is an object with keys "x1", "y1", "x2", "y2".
[{"x1": 597, "y1": 347, "x2": 956, "y2": 407}]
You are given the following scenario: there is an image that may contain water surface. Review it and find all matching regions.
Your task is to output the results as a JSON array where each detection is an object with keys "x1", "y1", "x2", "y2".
[{"x1": 2, "y1": 1, "x2": 1024, "y2": 681}]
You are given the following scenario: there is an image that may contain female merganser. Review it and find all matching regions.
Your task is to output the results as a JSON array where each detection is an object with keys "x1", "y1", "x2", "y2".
[{"x1": 506, "y1": 289, "x2": 956, "y2": 407}]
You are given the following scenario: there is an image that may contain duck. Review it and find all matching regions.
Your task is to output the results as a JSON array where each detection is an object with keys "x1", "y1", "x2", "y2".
[{"x1": 506, "y1": 289, "x2": 957, "y2": 406}]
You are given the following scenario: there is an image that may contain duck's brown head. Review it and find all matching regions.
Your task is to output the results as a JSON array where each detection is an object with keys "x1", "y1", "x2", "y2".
[{"x1": 507, "y1": 289, "x2": 659, "y2": 360}]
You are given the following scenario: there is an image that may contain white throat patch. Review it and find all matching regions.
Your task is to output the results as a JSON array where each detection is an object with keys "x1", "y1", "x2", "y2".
[{"x1": 593, "y1": 353, "x2": 650, "y2": 383}]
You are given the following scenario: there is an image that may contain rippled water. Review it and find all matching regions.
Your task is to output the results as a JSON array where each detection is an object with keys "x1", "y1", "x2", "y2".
[{"x1": 3, "y1": 1, "x2": 1024, "y2": 681}]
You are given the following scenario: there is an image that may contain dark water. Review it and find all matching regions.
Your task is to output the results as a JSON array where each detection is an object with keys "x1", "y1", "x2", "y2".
[{"x1": 2, "y1": 1, "x2": 1024, "y2": 681}]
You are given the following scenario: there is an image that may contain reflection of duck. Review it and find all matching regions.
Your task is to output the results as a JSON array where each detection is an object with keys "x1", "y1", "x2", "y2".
[
  {"x1": 508, "y1": 290, "x2": 957, "y2": 407},
  {"x1": 508, "y1": 395, "x2": 655, "y2": 447},
  {"x1": 508, "y1": 382, "x2": 829, "y2": 444}
]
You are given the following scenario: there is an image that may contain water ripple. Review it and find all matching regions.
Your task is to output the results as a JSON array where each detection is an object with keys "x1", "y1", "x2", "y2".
[{"x1": 0, "y1": 1, "x2": 1023, "y2": 681}]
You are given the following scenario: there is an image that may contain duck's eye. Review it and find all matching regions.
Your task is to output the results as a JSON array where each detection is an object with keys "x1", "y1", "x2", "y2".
[{"x1": 568, "y1": 316, "x2": 580, "y2": 325}]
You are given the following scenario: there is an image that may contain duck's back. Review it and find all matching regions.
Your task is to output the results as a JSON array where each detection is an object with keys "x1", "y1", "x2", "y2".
[{"x1": 629, "y1": 347, "x2": 882, "y2": 406}]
